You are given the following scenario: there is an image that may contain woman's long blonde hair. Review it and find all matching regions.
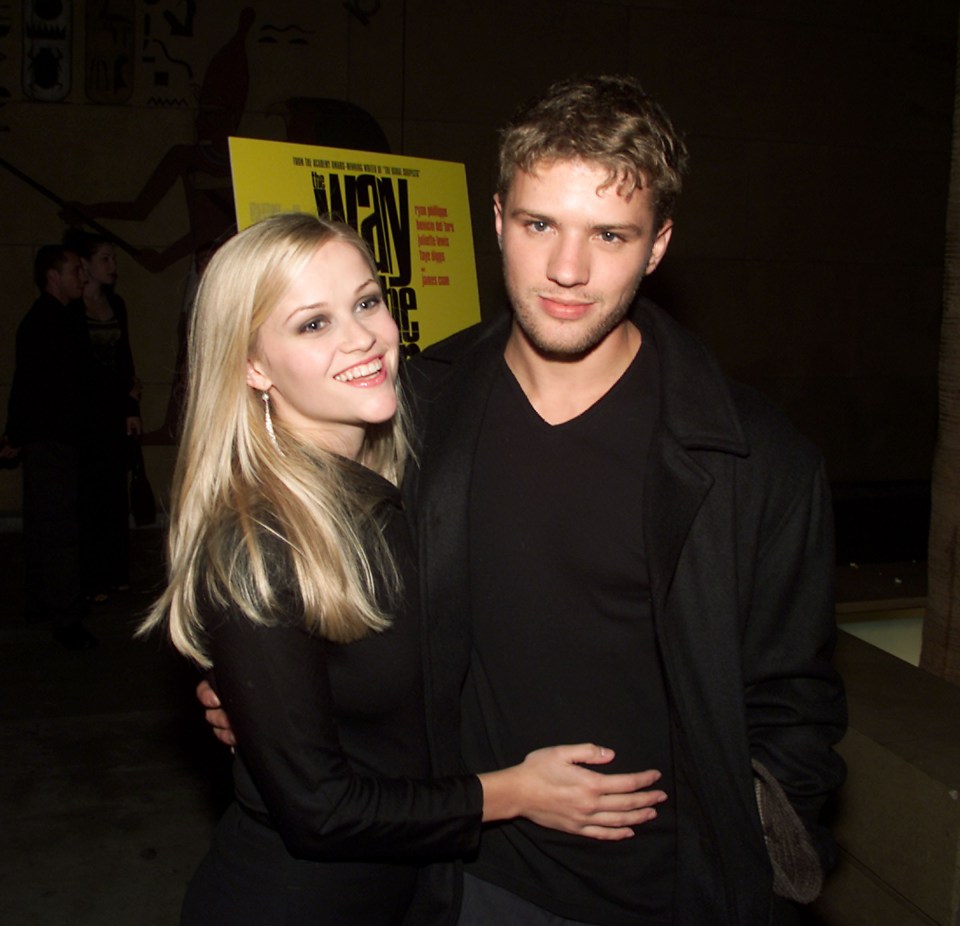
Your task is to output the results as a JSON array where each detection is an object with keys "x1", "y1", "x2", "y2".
[{"x1": 141, "y1": 213, "x2": 411, "y2": 667}]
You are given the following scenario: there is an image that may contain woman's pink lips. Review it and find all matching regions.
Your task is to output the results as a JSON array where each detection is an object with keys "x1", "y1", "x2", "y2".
[
  {"x1": 350, "y1": 367, "x2": 388, "y2": 387},
  {"x1": 335, "y1": 355, "x2": 389, "y2": 387}
]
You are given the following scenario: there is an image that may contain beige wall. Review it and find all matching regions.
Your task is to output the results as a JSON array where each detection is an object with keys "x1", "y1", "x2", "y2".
[{"x1": 0, "y1": 0, "x2": 955, "y2": 513}]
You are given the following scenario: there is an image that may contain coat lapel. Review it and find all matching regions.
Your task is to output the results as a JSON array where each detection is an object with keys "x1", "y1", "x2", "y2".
[
  {"x1": 635, "y1": 300, "x2": 749, "y2": 612},
  {"x1": 644, "y1": 430, "x2": 714, "y2": 616},
  {"x1": 417, "y1": 317, "x2": 508, "y2": 629},
  {"x1": 411, "y1": 316, "x2": 509, "y2": 773}
]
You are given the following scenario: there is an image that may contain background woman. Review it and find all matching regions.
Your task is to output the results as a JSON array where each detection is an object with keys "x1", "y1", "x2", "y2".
[
  {"x1": 141, "y1": 213, "x2": 664, "y2": 926},
  {"x1": 63, "y1": 229, "x2": 141, "y2": 600}
]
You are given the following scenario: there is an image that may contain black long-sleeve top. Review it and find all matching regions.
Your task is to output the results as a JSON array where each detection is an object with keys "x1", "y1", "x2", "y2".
[
  {"x1": 193, "y1": 466, "x2": 482, "y2": 923},
  {"x1": 84, "y1": 290, "x2": 140, "y2": 435}
]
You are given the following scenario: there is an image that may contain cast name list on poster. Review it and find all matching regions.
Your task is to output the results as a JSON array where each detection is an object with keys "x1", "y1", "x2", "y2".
[
  {"x1": 415, "y1": 204, "x2": 453, "y2": 287},
  {"x1": 292, "y1": 153, "x2": 453, "y2": 289}
]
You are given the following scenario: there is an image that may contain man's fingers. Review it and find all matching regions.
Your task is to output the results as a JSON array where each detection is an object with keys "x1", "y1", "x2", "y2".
[
  {"x1": 196, "y1": 679, "x2": 221, "y2": 708},
  {"x1": 212, "y1": 725, "x2": 237, "y2": 749},
  {"x1": 205, "y1": 707, "x2": 230, "y2": 729}
]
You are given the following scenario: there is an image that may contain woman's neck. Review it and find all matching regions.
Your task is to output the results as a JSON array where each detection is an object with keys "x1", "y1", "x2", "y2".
[{"x1": 84, "y1": 284, "x2": 114, "y2": 320}]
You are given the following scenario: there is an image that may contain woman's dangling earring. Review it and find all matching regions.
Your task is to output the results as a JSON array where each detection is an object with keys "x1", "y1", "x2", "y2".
[{"x1": 262, "y1": 390, "x2": 279, "y2": 448}]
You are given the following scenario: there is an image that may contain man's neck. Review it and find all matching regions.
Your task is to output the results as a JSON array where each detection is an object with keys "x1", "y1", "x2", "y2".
[
  {"x1": 43, "y1": 288, "x2": 68, "y2": 307},
  {"x1": 503, "y1": 320, "x2": 641, "y2": 425}
]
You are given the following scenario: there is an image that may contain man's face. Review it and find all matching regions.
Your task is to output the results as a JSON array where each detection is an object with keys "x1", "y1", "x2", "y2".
[
  {"x1": 494, "y1": 159, "x2": 672, "y2": 357},
  {"x1": 48, "y1": 251, "x2": 85, "y2": 304}
]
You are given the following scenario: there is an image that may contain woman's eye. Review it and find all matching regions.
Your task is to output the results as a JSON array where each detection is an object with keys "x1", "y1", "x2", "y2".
[
  {"x1": 300, "y1": 317, "x2": 328, "y2": 333},
  {"x1": 529, "y1": 220, "x2": 550, "y2": 233},
  {"x1": 357, "y1": 294, "x2": 382, "y2": 312}
]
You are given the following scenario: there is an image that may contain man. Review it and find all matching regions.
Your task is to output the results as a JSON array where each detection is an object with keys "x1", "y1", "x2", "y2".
[
  {"x1": 5, "y1": 244, "x2": 97, "y2": 649},
  {"x1": 204, "y1": 75, "x2": 846, "y2": 924}
]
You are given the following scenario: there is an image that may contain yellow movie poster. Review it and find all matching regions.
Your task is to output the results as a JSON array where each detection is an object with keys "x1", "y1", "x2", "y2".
[{"x1": 229, "y1": 137, "x2": 480, "y2": 356}]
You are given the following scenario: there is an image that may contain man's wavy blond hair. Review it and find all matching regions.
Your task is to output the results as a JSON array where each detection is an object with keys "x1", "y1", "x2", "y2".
[
  {"x1": 141, "y1": 213, "x2": 411, "y2": 667},
  {"x1": 497, "y1": 74, "x2": 689, "y2": 229}
]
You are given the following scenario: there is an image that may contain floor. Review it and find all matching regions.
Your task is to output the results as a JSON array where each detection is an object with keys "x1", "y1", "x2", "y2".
[
  {"x1": 0, "y1": 529, "x2": 930, "y2": 925},
  {"x1": 0, "y1": 528, "x2": 229, "y2": 926}
]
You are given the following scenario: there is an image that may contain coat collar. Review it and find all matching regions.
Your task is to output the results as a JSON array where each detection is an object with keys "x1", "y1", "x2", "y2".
[
  {"x1": 420, "y1": 297, "x2": 750, "y2": 458},
  {"x1": 631, "y1": 298, "x2": 749, "y2": 456},
  {"x1": 415, "y1": 298, "x2": 752, "y2": 628}
]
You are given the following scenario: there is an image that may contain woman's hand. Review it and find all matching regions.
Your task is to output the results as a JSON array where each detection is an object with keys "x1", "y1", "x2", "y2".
[
  {"x1": 196, "y1": 680, "x2": 664, "y2": 841},
  {"x1": 478, "y1": 744, "x2": 666, "y2": 840}
]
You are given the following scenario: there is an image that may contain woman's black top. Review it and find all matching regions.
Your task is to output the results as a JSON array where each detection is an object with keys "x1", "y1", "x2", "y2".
[{"x1": 181, "y1": 464, "x2": 482, "y2": 926}]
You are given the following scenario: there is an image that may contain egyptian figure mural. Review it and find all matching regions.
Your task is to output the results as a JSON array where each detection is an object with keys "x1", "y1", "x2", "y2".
[{"x1": 0, "y1": 1, "x2": 394, "y2": 455}]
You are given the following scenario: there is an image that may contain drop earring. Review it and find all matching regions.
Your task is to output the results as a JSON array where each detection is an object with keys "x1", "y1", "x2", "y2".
[{"x1": 262, "y1": 390, "x2": 278, "y2": 448}]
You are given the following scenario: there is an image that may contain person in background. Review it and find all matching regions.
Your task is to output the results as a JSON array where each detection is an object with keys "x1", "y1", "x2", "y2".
[
  {"x1": 145, "y1": 212, "x2": 667, "y2": 926},
  {"x1": 5, "y1": 244, "x2": 94, "y2": 649},
  {"x1": 63, "y1": 229, "x2": 141, "y2": 601}
]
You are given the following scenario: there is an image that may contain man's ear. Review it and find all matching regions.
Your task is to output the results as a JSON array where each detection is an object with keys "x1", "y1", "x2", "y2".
[
  {"x1": 493, "y1": 194, "x2": 504, "y2": 250},
  {"x1": 246, "y1": 358, "x2": 272, "y2": 392},
  {"x1": 645, "y1": 219, "x2": 673, "y2": 276}
]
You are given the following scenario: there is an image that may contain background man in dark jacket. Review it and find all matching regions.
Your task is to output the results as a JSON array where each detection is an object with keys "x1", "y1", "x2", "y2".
[{"x1": 4, "y1": 244, "x2": 97, "y2": 649}]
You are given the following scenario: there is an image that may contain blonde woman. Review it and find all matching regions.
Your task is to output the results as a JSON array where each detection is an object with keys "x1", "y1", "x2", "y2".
[{"x1": 143, "y1": 213, "x2": 665, "y2": 926}]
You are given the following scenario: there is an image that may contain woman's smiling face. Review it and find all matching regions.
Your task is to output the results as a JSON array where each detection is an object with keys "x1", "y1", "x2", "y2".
[{"x1": 246, "y1": 239, "x2": 399, "y2": 459}]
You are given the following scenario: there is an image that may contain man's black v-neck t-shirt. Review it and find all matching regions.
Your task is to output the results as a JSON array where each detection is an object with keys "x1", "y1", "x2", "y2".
[{"x1": 463, "y1": 333, "x2": 676, "y2": 925}]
